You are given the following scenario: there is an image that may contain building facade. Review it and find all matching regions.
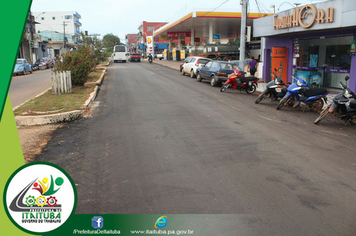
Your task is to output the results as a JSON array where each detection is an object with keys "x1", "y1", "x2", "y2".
[
  {"x1": 18, "y1": 13, "x2": 43, "y2": 64},
  {"x1": 254, "y1": 0, "x2": 356, "y2": 92},
  {"x1": 33, "y1": 11, "x2": 82, "y2": 44},
  {"x1": 137, "y1": 21, "x2": 192, "y2": 55},
  {"x1": 126, "y1": 34, "x2": 139, "y2": 53}
]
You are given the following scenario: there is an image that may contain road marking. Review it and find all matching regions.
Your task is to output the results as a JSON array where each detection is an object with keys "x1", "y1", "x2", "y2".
[
  {"x1": 260, "y1": 116, "x2": 282, "y2": 123},
  {"x1": 321, "y1": 130, "x2": 349, "y2": 137}
]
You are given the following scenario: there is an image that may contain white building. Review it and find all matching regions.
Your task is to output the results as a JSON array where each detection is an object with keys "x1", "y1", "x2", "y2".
[{"x1": 33, "y1": 11, "x2": 82, "y2": 44}]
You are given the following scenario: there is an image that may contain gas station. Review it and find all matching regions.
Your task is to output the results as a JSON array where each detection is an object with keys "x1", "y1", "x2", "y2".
[{"x1": 153, "y1": 10, "x2": 269, "y2": 61}]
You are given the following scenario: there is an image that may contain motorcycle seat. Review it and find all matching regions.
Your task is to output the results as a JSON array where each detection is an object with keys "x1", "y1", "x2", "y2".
[
  {"x1": 241, "y1": 77, "x2": 258, "y2": 83},
  {"x1": 302, "y1": 88, "x2": 328, "y2": 97}
]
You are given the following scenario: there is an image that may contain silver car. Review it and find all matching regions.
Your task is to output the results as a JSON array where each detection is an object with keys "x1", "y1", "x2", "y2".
[
  {"x1": 181, "y1": 57, "x2": 211, "y2": 78},
  {"x1": 14, "y1": 59, "x2": 32, "y2": 75}
]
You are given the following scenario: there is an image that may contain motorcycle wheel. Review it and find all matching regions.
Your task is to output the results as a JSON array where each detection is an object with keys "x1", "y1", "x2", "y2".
[
  {"x1": 276, "y1": 97, "x2": 287, "y2": 110},
  {"x1": 220, "y1": 84, "x2": 229, "y2": 92},
  {"x1": 310, "y1": 99, "x2": 324, "y2": 112},
  {"x1": 246, "y1": 84, "x2": 256, "y2": 94},
  {"x1": 255, "y1": 92, "x2": 269, "y2": 104},
  {"x1": 314, "y1": 109, "x2": 331, "y2": 124}
]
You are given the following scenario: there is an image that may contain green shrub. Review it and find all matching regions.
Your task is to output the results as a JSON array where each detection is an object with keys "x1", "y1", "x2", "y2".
[{"x1": 55, "y1": 45, "x2": 95, "y2": 86}]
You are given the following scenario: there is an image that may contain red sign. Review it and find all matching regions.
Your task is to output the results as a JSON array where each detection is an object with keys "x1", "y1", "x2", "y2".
[{"x1": 167, "y1": 32, "x2": 191, "y2": 38}]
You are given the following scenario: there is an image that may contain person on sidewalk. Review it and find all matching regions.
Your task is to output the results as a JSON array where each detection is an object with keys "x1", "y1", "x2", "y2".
[{"x1": 248, "y1": 56, "x2": 257, "y2": 76}]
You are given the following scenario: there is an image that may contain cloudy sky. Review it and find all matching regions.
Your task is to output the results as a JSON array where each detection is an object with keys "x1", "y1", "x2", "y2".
[{"x1": 30, "y1": 0, "x2": 327, "y2": 42}]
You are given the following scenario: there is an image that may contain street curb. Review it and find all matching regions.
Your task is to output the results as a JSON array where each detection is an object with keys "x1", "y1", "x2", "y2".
[
  {"x1": 15, "y1": 110, "x2": 84, "y2": 126},
  {"x1": 15, "y1": 68, "x2": 107, "y2": 126}
]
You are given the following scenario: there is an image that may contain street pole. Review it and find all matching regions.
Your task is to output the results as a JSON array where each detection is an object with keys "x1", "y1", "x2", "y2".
[
  {"x1": 63, "y1": 22, "x2": 67, "y2": 54},
  {"x1": 29, "y1": 11, "x2": 34, "y2": 64},
  {"x1": 239, "y1": 0, "x2": 247, "y2": 70}
]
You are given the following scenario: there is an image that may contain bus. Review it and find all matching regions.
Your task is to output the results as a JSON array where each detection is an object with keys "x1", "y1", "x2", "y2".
[{"x1": 113, "y1": 45, "x2": 128, "y2": 63}]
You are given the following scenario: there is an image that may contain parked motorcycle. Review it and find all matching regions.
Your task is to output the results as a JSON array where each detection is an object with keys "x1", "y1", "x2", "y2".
[
  {"x1": 220, "y1": 68, "x2": 258, "y2": 94},
  {"x1": 31, "y1": 62, "x2": 39, "y2": 71},
  {"x1": 39, "y1": 62, "x2": 46, "y2": 70},
  {"x1": 255, "y1": 68, "x2": 288, "y2": 104},
  {"x1": 276, "y1": 75, "x2": 329, "y2": 111},
  {"x1": 314, "y1": 76, "x2": 356, "y2": 125}
]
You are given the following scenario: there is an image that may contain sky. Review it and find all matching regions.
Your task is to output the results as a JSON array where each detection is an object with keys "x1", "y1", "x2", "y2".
[{"x1": 30, "y1": 0, "x2": 327, "y2": 43}]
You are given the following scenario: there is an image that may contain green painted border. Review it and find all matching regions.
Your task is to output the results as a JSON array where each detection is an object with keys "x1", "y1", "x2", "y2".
[
  {"x1": 0, "y1": 1, "x2": 32, "y2": 121},
  {"x1": 3, "y1": 162, "x2": 78, "y2": 235}
]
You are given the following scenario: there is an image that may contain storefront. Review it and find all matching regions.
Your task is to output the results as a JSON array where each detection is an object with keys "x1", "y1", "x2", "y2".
[{"x1": 253, "y1": 0, "x2": 356, "y2": 92}]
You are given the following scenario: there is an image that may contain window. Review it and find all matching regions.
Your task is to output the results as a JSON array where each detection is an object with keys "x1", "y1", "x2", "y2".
[
  {"x1": 114, "y1": 45, "x2": 126, "y2": 52},
  {"x1": 65, "y1": 15, "x2": 72, "y2": 20},
  {"x1": 211, "y1": 62, "x2": 219, "y2": 69},
  {"x1": 147, "y1": 26, "x2": 155, "y2": 32},
  {"x1": 294, "y1": 35, "x2": 352, "y2": 88},
  {"x1": 41, "y1": 17, "x2": 44, "y2": 20},
  {"x1": 52, "y1": 17, "x2": 55, "y2": 20},
  {"x1": 190, "y1": 58, "x2": 196, "y2": 63},
  {"x1": 205, "y1": 61, "x2": 213, "y2": 68}
]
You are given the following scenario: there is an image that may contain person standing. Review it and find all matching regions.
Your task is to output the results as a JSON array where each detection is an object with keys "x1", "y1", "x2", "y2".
[{"x1": 248, "y1": 56, "x2": 257, "y2": 76}]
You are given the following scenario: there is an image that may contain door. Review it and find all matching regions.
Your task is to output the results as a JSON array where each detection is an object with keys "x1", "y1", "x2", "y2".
[
  {"x1": 185, "y1": 58, "x2": 196, "y2": 73},
  {"x1": 201, "y1": 61, "x2": 213, "y2": 79}
]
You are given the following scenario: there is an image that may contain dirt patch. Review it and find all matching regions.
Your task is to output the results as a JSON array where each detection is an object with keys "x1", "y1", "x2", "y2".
[{"x1": 17, "y1": 124, "x2": 63, "y2": 163}]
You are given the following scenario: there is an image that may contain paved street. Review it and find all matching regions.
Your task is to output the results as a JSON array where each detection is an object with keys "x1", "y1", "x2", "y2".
[
  {"x1": 9, "y1": 69, "x2": 52, "y2": 108},
  {"x1": 37, "y1": 61, "x2": 356, "y2": 235}
]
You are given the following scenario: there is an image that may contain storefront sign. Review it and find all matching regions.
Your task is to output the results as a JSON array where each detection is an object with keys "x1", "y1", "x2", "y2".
[
  {"x1": 167, "y1": 32, "x2": 191, "y2": 38},
  {"x1": 351, "y1": 40, "x2": 356, "y2": 56},
  {"x1": 293, "y1": 66, "x2": 350, "y2": 73},
  {"x1": 213, "y1": 34, "x2": 220, "y2": 43},
  {"x1": 273, "y1": 4, "x2": 334, "y2": 30},
  {"x1": 146, "y1": 36, "x2": 153, "y2": 54}
]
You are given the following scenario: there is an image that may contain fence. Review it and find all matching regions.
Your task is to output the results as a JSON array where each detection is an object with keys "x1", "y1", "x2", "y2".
[{"x1": 51, "y1": 71, "x2": 72, "y2": 95}]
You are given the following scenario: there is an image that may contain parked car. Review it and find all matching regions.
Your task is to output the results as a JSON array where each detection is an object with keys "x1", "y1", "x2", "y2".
[
  {"x1": 156, "y1": 53, "x2": 164, "y2": 60},
  {"x1": 179, "y1": 57, "x2": 191, "y2": 72},
  {"x1": 196, "y1": 61, "x2": 243, "y2": 86},
  {"x1": 181, "y1": 57, "x2": 211, "y2": 78},
  {"x1": 13, "y1": 59, "x2": 32, "y2": 75},
  {"x1": 38, "y1": 57, "x2": 54, "y2": 69},
  {"x1": 128, "y1": 53, "x2": 141, "y2": 62}
]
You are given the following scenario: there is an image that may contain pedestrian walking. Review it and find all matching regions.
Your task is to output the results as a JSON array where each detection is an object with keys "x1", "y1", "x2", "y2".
[{"x1": 248, "y1": 56, "x2": 257, "y2": 76}]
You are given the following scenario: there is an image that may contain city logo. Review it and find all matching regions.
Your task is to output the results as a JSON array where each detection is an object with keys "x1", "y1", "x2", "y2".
[
  {"x1": 92, "y1": 216, "x2": 104, "y2": 229},
  {"x1": 3, "y1": 162, "x2": 77, "y2": 234},
  {"x1": 154, "y1": 215, "x2": 167, "y2": 228}
]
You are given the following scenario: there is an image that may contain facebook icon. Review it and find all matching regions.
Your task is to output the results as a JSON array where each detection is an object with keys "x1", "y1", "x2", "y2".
[{"x1": 92, "y1": 216, "x2": 104, "y2": 229}]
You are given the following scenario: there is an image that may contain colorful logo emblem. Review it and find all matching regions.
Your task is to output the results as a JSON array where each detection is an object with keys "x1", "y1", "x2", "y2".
[
  {"x1": 154, "y1": 215, "x2": 167, "y2": 228},
  {"x1": 3, "y1": 162, "x2": 77, "y2": 234},
  {"x1": 92, "y1": 216, "x2": 104, "y2": 229}
]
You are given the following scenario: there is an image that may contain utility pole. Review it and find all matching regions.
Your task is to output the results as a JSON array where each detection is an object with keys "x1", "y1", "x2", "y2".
[
  {"x1": 239, "y1": 0, "x2": 247, "y2": 70},
  {"x1": 29, "y1": 11, "x2": 34, "y2": 64},
  {"x1": 63, "y1": 22, "x2": 67, "y2": 54}
]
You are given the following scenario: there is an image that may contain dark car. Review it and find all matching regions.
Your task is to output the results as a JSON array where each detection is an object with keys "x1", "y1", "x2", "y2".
[
  {"x1": 37, "y1": 57, "x2": 54, "y2": 69},
  {"x1": 196, "y1": 61, "x2": 243, "y2": 86},
  {"x1": 128, "y1": 53, "x2": 141, "y2": 62}
]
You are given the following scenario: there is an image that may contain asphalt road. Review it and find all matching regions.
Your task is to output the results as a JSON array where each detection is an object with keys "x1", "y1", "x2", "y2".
[
  {"x1": 37, "y1": 61, "x2": 356, "y2": 235},
  {"x1": 9, "y1": 69, "x2": 52, "y2": 108}
]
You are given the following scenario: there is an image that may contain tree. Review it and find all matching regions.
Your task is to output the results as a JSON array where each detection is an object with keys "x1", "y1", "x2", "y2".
[{"x1": 102, "y1": 33, "x2": 121, "y2": 49}]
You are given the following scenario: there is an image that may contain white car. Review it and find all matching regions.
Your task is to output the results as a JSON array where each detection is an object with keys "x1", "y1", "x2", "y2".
[{"x1": 181, "y1": 57, "x2": 211, "y2": 78}]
